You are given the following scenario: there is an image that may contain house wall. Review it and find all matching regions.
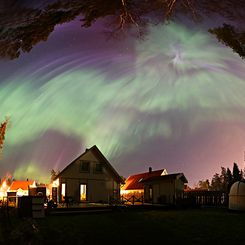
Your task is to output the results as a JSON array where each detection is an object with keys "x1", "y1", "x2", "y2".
[
  {"x1": 175, "y1": 179, "x2": 185, "y2": 199},
  {"x1": 144, "y1": 179, "x2": 185, "y2": 204},
  {"x1": 57, "y1": 150, "x2": 120, "y2": 203}
]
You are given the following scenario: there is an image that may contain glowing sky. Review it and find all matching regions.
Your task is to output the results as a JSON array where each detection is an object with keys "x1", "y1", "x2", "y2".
[{"x1": 0, "y1": 17, "x2": 245, "y2": 186}]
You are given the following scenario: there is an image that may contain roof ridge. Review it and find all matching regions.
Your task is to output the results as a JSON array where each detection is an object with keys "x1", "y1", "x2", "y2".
[
  {"x1": 56, "y1": 145, "x2": 123, "y2": 183},
  {"x1": 127, "y1": 169, "x2": 166, "y2": 178}
]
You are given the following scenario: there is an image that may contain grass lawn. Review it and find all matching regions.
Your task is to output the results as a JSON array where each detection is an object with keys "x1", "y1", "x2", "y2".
[{"x1": 3, "y1": 207, "x2": 245, "y2": 244}]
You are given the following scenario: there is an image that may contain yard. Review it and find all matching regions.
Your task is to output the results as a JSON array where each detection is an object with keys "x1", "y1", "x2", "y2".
[{"x1": 1, "y1": 207, "x2": 245, "y2": 244}]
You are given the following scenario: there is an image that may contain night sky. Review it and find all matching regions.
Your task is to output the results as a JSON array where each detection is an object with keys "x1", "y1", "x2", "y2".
[{"x1": 0, "y1": 1, "x2": 245, "y2": 186}]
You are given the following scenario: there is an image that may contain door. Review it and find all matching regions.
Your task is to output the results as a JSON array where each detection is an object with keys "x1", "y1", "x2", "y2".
[
  {"x1": 149, "y1": 185, "x2": 153, "y2": 202},
  {"x1": 80, "y1": 184, "x2": 87, "y2": 201}
]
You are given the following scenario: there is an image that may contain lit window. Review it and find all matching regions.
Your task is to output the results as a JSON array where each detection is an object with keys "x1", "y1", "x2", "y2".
[
  {"x1": 80, "y1": 184, "x2": 87, "y2": 201},
  {"x1": 61, "y1": 183, "x2": 66, "y2": 201}
]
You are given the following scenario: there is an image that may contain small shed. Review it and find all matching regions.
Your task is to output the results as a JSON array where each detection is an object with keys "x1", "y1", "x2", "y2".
[
  {"x1": 142, "y1": 173, "x2": 188, "y2": 204},
  {"x1": 121, "y1": 168, "x2": 168, "y2": 199},
  {"x1": 229, "y1": 181, "x2": 245, "y2": 211}
]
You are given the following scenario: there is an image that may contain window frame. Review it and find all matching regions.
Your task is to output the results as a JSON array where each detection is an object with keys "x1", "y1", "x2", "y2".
[
  {"x1": 61, "y1": 182, "x2": 66, "y2": 202},
  {"x1": 79, "y1": 160, "x2": 90, "y2": 173},
  {"x1": 94, "y1": 162, "x2": 104, "y2": 173},
  {"x1": 79, "y1": 183, "x2": 87, "y2": 202}
]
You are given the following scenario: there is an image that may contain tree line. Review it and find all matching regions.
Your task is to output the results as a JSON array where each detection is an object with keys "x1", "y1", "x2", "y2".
[{"x1": 197, "y1": 163, "x2": 244, "y2": 193}]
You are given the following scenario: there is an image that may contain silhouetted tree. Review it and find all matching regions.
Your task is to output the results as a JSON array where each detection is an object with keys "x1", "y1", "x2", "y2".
[
  {"x1": 240, "y1": 169, "x2": 244, "y2": 180},
  {"x1": 0, "y1": 0, "x2": 244, "y2": 59},
  {"x1": 226, "y1": 167, "x2": 233, "y2": 192},
  {"x1": 210, "y1": 167, "x2": 231, "y2": 192},
  {"x1": 50, "y1": 169, "x2": 60, "y2": 181},
  {"x1": 210, "y1": 173, "x2": 223, "y2": 191},
  {"x1": 232, "y1": 162, "x2": 242, "y2": 182},
  {"x1": 220, "y1": 167, "x2": 228, "y2": 192},
  {"x1": 209, "y1": 24, "x2": 245, "y2": 59},
  {"x1": 199, "y1": 0, "x2": 245, "y2": 23},
  {"x1": 199, "y1": 162, "x2": 244, "y2": 193},
  {"x1": 0, "y1": 118, "x2": 9, "y2": 153},
  {"x1": 197, "y1": 179, "x2": 210, "y2": 190}
]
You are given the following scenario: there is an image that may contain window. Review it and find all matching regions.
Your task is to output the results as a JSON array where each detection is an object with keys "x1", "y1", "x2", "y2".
[
  {"x1": 80, "y1": 184, "x2": 87, "y2": 201},
  {"x1": 61, "y1": 183, "x2": 66, "y2": 202},
  {"x1": 95, "y1": 163, "x2": 103, "y2": 173},
  {"x1": 80, "y1": 161, "x2": 90, "y2": 172}
]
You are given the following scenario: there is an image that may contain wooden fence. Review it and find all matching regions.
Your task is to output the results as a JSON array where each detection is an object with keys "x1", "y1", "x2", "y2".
[
  {"x1": 183, "y1": 191, "x2": 228, "y2": 207},
  {"x1": 121, "y1": 191, "x2": 228, "y2": 207},
  {"x1": 120, "y1": 195, "x2": 144, "y2": 205}
]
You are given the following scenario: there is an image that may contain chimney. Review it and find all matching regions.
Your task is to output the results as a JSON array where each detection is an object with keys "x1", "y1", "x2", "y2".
[{"x1": 149, "y1": 167, "x2": 152, "y2": 174}]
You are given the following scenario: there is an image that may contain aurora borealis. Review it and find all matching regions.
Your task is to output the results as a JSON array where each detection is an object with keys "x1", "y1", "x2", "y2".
[{"x1": 0, "y1": 9, "x2": 245, "y2": 186}]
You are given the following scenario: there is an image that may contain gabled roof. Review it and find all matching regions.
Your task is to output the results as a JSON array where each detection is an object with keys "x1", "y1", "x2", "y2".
[
  {"x1": 56, "y1": 145, "x2": 123, "y2": 183},
  {"x1": 141, "y1": 173, "x2": 188, "y2": 184},
  {"x1": 121, "y1": 169, "x2": 167, "y2": 190},
  {"x1": 8, "y1": 180, "x2": 35, "y2": 191}
]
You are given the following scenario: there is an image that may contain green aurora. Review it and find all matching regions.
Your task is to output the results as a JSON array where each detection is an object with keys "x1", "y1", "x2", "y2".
[{"x1": 0, "y1": 22, "x2": 245, "y2": 184}]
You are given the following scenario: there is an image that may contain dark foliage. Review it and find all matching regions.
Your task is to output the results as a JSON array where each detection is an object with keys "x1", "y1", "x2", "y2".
[
  {"x1": 0, "y1": 0, "x2": 244, "y2": 59},
  {"x1": 209, "y1": 163, "x2": 244, "y2": 193},
  {"x1": 209, "y1": 24, "x2": 245, "y2": 59}
]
